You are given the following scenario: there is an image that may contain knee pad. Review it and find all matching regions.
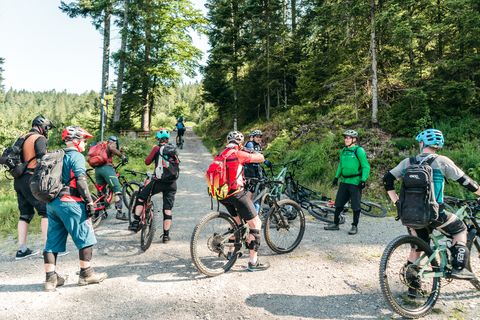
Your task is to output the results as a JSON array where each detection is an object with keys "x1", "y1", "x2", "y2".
[
  {"x1": 163, "y1": 210, "x2": 172, "y2": 220},
  {"x1": 134, "y1": 197, "x2": 145, "y2": 207},
  {"x1": 451, "y1": 243, "x2": 469, "y2": 270},
  {"x1": 43, "y1": 251, "x2": 57, "y2": 265},
  {"x1": 79, "y1": 245, "x2": 93, "y2": 262},
  {"x1": 115, "y1": 193, "x2": 123, "y2": 210},
  {"x1": 247, "y1": 228, "x2": 261, "y2": 251}
]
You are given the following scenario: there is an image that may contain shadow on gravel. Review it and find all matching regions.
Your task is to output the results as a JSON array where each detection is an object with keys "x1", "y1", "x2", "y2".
[{"x1": 246, "y1": 292, "x2": 382, "y2": 319}]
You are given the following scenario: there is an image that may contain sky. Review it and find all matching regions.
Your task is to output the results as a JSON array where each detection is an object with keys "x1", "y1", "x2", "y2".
[{"x1": 0, "y1": 0, "x2": 209, "y2": 94}]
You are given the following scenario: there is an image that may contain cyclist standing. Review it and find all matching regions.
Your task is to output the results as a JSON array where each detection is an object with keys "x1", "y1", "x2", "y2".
[
  {"x1": 174, "y1": 116, "x2": 186, "y2": 147},
  {"x1": 14, "y1": 115, "x2": 55, "y2": 260},
  {"x1": 43, "y1": 126, "x2": 107, "y2": 291},
  {"x1": 128, "y1": 129, "x2": 179, "y2": 243},
  {"x1": 89, "y1": 136, "x2": 128, "y2": 221},
  {"x1": 325, "y1": 129, "x2": 370, "y2": 235},
  {"x1": 383, "y1": 128, "x2": 478, "y2": 281},
  {"x1": 218, "y1": 131, "x2": 270, "y2": 271}
]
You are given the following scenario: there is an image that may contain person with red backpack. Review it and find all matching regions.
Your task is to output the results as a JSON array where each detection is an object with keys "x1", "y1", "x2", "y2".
[
  {"x1": 87, "y1": 135, "x2": 128, "y2": 221},
  {"x1": 128, "y1": 129, "x2": 180, "y2": 243},
  {"x1": 208, "y1": 131, "x2": 270, "y2": 271}
]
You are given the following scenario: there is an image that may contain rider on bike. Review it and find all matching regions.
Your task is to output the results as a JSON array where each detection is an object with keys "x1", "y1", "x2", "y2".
[
  {"x1": 174, "y1": 116, "x2": 186, "y2": 147},
  {"x1": 219, "y1": 131, "x2": 270, "y2": 271},
  {"x1": 128, "y1": 129, "x2": 179, "y2": 243},
  {"x1": 383, "y1": 128, "x2": 480, "y2": 282}
]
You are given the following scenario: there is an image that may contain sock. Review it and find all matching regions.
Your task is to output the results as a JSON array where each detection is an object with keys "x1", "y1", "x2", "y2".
[
  {"x1": 19, "y1": 245, "x2": 27, "y2": 252},
  {"x1": 80, "y1": 267, "x2": 93, "y2": 277},
  {"x1": 163, "y1": 229, "x2": 169, "y2": 236},
  {"x1": 46, "y1": 271, "x2": 55, "y2": 280},
  {"x1": 249, "y1": 257, "x2": 257, "y2": 265}
]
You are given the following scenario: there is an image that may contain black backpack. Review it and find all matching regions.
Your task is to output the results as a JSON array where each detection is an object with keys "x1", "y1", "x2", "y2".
[
  {"x1": 398, "y1": 155, "x2": 439, "y2": 229},
  {"x1": 30, "y1": 149, "x2": 66, "y2": 203},
  {"x1": 154, "y1": 144, "x2": 180, "y2": 182},
  {"x1": 0, "y1": 133, "x2": 36, "y2": 178}
]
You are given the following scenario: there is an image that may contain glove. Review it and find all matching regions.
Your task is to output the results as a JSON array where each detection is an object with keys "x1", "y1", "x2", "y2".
[
  {"x1": 121, "y1": 155, "x2": 128, "y2": 164},
  {"x1": 264, "y1": 160, "x2": 272, "y2": 168},
  {"x1": 331, "y1": 178, "x2": 338, "y2": 187},
  {"x1": 359, "y1": 181, "x2": 366, "y2": 189},
  {"x1": 86, "y1": 202, "x2": 96, "y2": 218},
  {"x1": 394, "y1": 200, "x2": 401, "y2": 221}
]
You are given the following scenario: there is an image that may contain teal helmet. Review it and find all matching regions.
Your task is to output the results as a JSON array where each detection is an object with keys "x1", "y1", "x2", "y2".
[
  {"x1": 156, "y1": 128, "x2": 170, "y2": 140},
  {"x1": 415, "y1": 129, "x2": 444, "y2": 148},
  {"x1": 177, "y1": 116, "x2": 184, "y2": 122}
]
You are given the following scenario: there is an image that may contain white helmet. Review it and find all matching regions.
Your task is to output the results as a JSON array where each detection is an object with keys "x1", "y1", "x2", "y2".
[{"x1": 227, "y1": 131, "x2": 244, "y2": 144}]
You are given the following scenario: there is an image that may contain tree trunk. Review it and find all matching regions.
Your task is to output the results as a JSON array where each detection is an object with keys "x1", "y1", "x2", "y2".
[
  {"x1": 113, "y1": 0, "x2": 129, "y2": 124},
  {"x1": 265, "y1": 0, "x2": 271, "y2": 121},
  {"x1": 141, "y1": 4, "x2": 152, "y2": 132},
  {"x1": 231, "y1": 0, "x2": 238, "y2": 130},
  {"x1": 370, "y1": 0, "x2": 379, "y2": 126},
  {"x1": 291, "y1": 0, "x2": 296, "y2": 32},
  {"x1": 100, "y1": 4, "x2": 111, "y2": 140}
]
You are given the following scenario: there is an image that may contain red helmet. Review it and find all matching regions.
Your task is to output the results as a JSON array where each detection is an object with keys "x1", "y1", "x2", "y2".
[{"x1": 61, "y1": 126, "x2": 93, "y2": 141}]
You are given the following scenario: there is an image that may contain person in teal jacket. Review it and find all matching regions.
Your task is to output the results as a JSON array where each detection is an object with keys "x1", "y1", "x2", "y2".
[{"x1": 325, "y1": 129, "x2": 370, "y2": 235}]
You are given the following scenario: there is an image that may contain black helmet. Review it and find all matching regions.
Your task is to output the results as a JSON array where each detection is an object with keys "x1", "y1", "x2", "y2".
[
  {"x1": 32, "y1": 115, "x2": 55, "y2": 137},
  {"x1": 108, "y1": 135, "x2": 119, "y2": 149}
]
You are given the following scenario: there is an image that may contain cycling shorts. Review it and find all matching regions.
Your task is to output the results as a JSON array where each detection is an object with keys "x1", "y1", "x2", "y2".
[
  {"x1": 220, "y1": 190, "x2": 257, "y2": 221},
  {"x1": 14, "y1": 173, "x2": 47, "y2": 222},
  {"x1": 136, "y1": 180, "x2": 177, "y2": 210},
  {"x1": 409, "y1": 210, "x2": 466, "y2": 244}
]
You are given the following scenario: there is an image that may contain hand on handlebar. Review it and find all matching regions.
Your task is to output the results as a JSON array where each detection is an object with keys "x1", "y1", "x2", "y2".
[{"x1": 86, "y1": 202, "x2": 96, "y2": 218}]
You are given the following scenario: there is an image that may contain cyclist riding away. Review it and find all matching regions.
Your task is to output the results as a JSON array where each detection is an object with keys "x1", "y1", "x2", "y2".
[
  {"x1": 175, "y1": 116, "x2": 186, "y2": 147},
  {"x1": 87, "y1": 135, "x2": 128, "y2": 221},
  {"x1": 218, "y1": 131, "x2": 270, "y2": 271},
  {"x1": 43, "y1": 126, "x2": 107, "y2": 291},
  {"x1": 325, "y1": 129, "x2": 370, "y2": 235},
  {"x1": 383, "y1": 128, "x2": 480, "y2": 283},
  {"x1": 128, "y1": 129, "x2": 180, "y2": 243}
]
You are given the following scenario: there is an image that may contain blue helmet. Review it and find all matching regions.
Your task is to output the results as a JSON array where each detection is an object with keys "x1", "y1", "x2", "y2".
[
  {"x1": 156, "y1": 128, "x2": 170, "y2": 140},
  {"x1": 415, "y1": 129, "x2": 444, "y2": 148}
]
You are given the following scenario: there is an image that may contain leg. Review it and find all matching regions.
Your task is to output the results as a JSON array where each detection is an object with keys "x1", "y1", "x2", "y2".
[
  {"x1": 325, "y1": 183, "x2": 349, "y2": 230},
  {"x1": 129, "y1": 182, "x2": 153, "y2": 231},
  {"x1": 349, "y1": 184, "x2": 362, "y2": 234},
  {"x1": 161, "y1": 183, "x2": 176, "y2": 242},
  {"x1": 14, "y1": 176, "x2": 38, "y2": 259},
  {"x1": 78, "y1": 245, "x2": 107, "y2": 285}
]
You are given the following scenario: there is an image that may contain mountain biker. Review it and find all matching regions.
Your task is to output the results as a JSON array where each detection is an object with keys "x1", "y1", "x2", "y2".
[
  {"x1": 128, "y1": 129, "x2": 179, "y2": 243},
  {"x1": 14, "y1": 115, "x2": 55, "y2": 260},
  {"x1": 325, "y1": 129, "x2": 370, "y2": 235},
  {"x1": 383, "y1": 128, "x2": 479, "y2": 281},
  {"x1": 90, "y1": 136, "x2": 128, "y2": 221},
  {"x1": 219, "y1": 131, "x2": 270, "y2": 271},
  {"x1": 43, "y1": 126, "x2": 107, "y2": 291},
  {"x1": 174, "y1": 116, "x2": 186, "y2": 147}
]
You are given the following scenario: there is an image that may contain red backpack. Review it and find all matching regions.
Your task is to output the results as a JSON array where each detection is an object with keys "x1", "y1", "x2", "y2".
[
  {"x1": 206, "y1": 148, "x2": 243, "y2": 200},
  {"x1": 87, "y1": 142, "x2": 109, "y2": 167}
]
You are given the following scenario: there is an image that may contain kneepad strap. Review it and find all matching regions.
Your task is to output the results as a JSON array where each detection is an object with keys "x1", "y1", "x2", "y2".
[{"x1": 247, "y1": 228, "x2": 261, "y2": 251}]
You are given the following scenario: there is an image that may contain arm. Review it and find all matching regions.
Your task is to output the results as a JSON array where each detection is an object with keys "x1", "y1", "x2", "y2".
[
  {"x1": 441, "y1": 156, "x2": 480, "y2": 196},
  {"x1": 70, "y1": 154, "x2": 93, "y2": 204},
  {"x1": 357, "y1": 147, "x2": 371, "y2": 182},
  {"x1": 383, "y1": 158, "x2": 409, "y2": 204},
  {"x1": 334, "y1": 150, "x2": 342, "y2": 179},
  {"x1": 237, "y1": 150, "x2": 264, "y2": 164},
  {"x1": 145, "y1": 146, "x2": 159, "y2": 165},
  {"x1": 34, "y1": 136, "x2": 47, "y2": 159},
  {"x1": 108, "y1": 145, "x2": 123, "y2": 158}
]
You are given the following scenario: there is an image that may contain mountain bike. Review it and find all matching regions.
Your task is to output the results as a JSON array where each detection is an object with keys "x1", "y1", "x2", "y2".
[
  {"x1": 378, "y1": 198, "x2": 480, "y2": 319},
  {"x1": 174, "y1": 128, "x2": 185, "y2": 150},
  {"x1": 122, "y1": 169, "x2": 146, "y2": 207},
  {"x1": 190, "y1": 183, "x2": 305, "y2": 276},
  {"x1": 127, "y1": 174, "x2": 156, "y2": 251}
]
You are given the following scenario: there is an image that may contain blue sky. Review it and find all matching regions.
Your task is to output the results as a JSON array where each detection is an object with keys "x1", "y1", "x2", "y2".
[{"x1": 0, "y1": 0, "x2": 208, "y2": 93}]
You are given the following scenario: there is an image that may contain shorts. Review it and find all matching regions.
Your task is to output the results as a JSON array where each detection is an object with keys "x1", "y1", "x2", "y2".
[
  {"x1": 14, "y1": 173, "x2": 47, "y2": 222},
  {"x1": 95, "y1": 164, "x2": 122, "y2": 193},
  {"x1": 177, "y1": 128, "x2": 186, "y2": 136},
  {"x1": 334, "y1": 182, "x2": 362, "y2": 212},
  {"x1": 45, "y1": 198, "x2": 97, "y2": 252},
  {"x1": 409, "y1": 210, "x2": 466, "y2": 244},
  {"x1": 220, "y1": 190, "x2": 257, "y2": 221},
  {"x1": 136, "y1": 179, "x2": 177, "y2": 210}
]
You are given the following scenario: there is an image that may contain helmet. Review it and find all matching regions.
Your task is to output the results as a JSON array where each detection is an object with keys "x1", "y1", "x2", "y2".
[
  {"x1": 108, "y1": 135, "x2": 119, "y2": 148},
  {"x1": 61, "y1": 126, "x2": 93, "y2": 141},
  {"x1": 415, "y1": 129, "x2": 444, "y2": 148},
  {"x1": 343, "y1": 129, "x2": 358, "y2": 138},
  {"x1": 177, "y1": 116, "x2": 184, "y2": 122},
  {"x1": 156, "y1": 129, "x2": 170, "y2": 140},
  {"x1": 250, "y1": 129, "x2": 263, "y2": 137},
  {"x1": 32, "y1": 115, "x2": 55, "y2": 136},
  {"x1": 227, "y1": 131, "x2": 244, "y2": 144}
]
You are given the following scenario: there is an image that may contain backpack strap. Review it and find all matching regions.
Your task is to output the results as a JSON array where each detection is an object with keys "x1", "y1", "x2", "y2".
[
  {"x1": 420, "y1": 154, "x2": 438, "y2": 166},
  {"x1": 409, "y1": 156, "x2": 418, "y2": 166}
]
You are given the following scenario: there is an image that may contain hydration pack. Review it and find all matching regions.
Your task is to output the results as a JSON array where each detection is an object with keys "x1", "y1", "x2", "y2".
[
  {"x1": 87, "y1": 142, "x2": 108, "y2": 167},
  {"x1": 398, "y1": 155, "x2": 439, "y2": 229},
  {"x1": 154, "y1": 144, "x2": 180, "y2": 182},
  {"x1": 0, "y1": 133, "x2": 40, "y2": 178},
  {"x1": 176, "y1": 122, "x2": 185, "y2": 130},
  {"x1": 30, "y1": 149, "x2": 66, "y2": 203},
  {"x1": 206, "y1": 148, "x2": 242, "y2": 200}
]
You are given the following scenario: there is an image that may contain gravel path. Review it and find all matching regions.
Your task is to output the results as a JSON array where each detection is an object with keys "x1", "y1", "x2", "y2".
[{"x1": 1, "y1": 129, "x2": 480, "y2": 320}]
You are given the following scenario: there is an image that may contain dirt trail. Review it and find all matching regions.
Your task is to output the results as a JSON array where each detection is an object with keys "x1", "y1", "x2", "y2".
[{"x1": 1, "y1": 129, "x2": 480, "y2": 320}]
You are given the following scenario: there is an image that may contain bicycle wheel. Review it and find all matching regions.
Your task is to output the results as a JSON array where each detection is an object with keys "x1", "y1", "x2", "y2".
[
  {"x1": 307, "y1": 201, "x2": 346, "y2": 225},
  {"x1": 264, "y1": 199, "x2": 305, "y2": 254},
  {"x1": 127, "y1": 191, "x2": 139, "y2": 224},
  {"x1": 361, "y1": 200, "x2": 387, "y2": 218},
  {"x1": 91, "y1": 194, "x2": 107, "y2": 229},
  {"x1": 467, "y1": 235, "x2": 480, "y2": 290},
  {"x1": 190, "y1": 211, "x2": 240, "y2": 277},
  {"x1": 379, "y1": 235, "x2": 441, "y2": 319},
  {"x1": 122, "y1": 181, "x2": 141, "y2": 208},
  {"x1": 140, "y1": 202, "x2": 157, "y2": 251}
]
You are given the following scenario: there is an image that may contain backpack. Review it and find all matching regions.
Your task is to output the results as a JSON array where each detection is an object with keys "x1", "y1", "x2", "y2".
[
  {"x1": 87, "y1": 142, "x2": 108, "y2": 167},
  {"x1": 176, "y1": 122, "x2": 185, "y2": 130},
  {"x1": 398, "y1": 155, "x2": 439, "y2": 229},
  {"x1": 154, "y1": 144, "x2": 180, "y2": 181},
  {"x1": 0, "y1": 133, "x2": 39, "y2": 178},
  {"x1": 30, "y1": 149, "x2": 66, "y2": 203},
  {"x1": 206, "y1": 148, "x2": 242, "y2": 200}
]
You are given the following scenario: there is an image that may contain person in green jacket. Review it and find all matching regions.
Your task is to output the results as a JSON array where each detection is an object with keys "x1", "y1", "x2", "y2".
[{"x1": 325, "y1": 129, "x2": 370, "y2": 235}]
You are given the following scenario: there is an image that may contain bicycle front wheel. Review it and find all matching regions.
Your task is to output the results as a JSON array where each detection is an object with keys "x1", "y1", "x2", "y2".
[
  {"x1": 264, "y1": 199, "x2": 305, "y2": 254},
  {"x1": 467, "y1": 235, "x2": 480, "y2": 290},
  {"x1": 122, "y1": 181, "x2": 141, "y2": 208},
  {"x1": 140, "y1": 203, "x2": 157, "y2": 251},
  {"x1": 91, "y1": 194, "x2": 106, "y2": 229},
  {"x1": 379, "y1": 235, "x2": 441, "y2": 319},
  {"x1": 190, "y1": 211, "x2": 240, "y2": 277},
  {"x1": 361, "y1": 200, "x2": 387, "y2": 218},
  {"x1": 307, "y1": 201, "x2": 346, "y2": 225},
  {"x1": 127, "y1": 191, "x2": 139, "y2": 225}
]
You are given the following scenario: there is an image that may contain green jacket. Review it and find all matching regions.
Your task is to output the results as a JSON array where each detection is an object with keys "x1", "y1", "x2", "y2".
[{"x1": 334, "y1": 146, "x2": 370, "y2": 185}]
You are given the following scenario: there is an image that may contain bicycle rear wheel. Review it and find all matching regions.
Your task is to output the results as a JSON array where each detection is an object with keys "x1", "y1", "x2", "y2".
[
  {"x1": 361, "y1": 200, "x2": 387, "y2": 218},
  {"x1": 307, "y1": 201, "x2": 346, "y2": 225},
  {"x1": 190, "y1": 211, "x2": 240, "y2": 277},
  {"x1": 122, "y1": 181, "x2": 141, "y2": 208},
  {"x1": 379, "y1": 235, "x2": 441, "y2": 319},
  {"x1": 140, "y1": 202, "x2": 157, "y2": 251},
  {"x1": 264, "y1": 199, "x2": 305, "y2": 254},
  {"x1": 91, "y1": 194, "x2": 107, "y2": 229},
  {"x1": 467, "y1": 235, "x2": 480, "y2": 290}
]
